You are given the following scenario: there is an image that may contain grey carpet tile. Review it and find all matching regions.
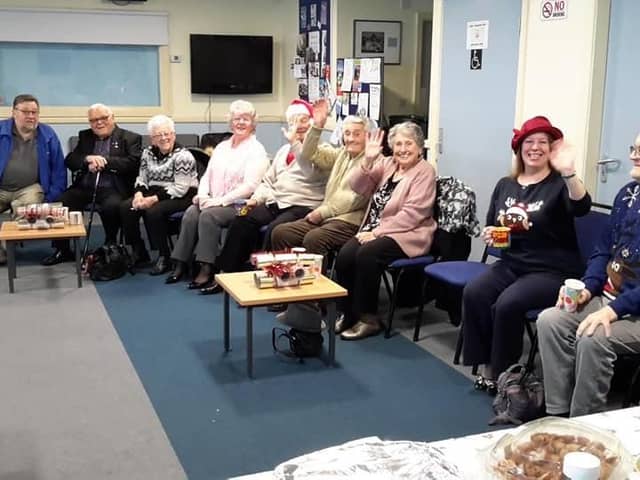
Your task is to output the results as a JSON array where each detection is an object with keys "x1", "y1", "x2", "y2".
[{"x1": 0, "y1": 263, "x2": 186, "y2": 480}]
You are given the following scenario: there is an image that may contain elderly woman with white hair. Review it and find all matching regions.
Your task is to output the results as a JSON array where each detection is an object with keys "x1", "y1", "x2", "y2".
[
  {"x1": 164, "y1": 100, "x2": 268, "y2": 290},
  {"x1": 334, "y1": 122, "x2": 437, "y2": 340},
  {"x1": 120, "y1": 114, "x2": 198, "y2": 275}
]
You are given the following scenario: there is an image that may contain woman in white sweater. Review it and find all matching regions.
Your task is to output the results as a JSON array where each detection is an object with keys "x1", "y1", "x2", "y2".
[{"x1": 165, "y1": 100, "x2": 268, "y2": 290}]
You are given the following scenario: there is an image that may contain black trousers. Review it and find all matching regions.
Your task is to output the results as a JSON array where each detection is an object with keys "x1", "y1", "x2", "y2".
[
  {"x1": 335, "y1": 236, "x2": 406, "y2": 320},
  {"x1": 54, "y1": 186, "x2": 124, "y2": 248},
  {"x1": 120, "y1": 191, "x2": 194, "y2": 257},
  {"x1": 462, "y1": 260, "x2": 564, "y2": 377},
  {"x1": 216, "y1": 203, "x2": 311, "y2": 272}
]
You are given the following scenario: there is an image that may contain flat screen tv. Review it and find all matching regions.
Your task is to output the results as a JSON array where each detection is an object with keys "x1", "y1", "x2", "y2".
[{"x1": 190, "y1": 34, "x2": 273, "y2": 95}]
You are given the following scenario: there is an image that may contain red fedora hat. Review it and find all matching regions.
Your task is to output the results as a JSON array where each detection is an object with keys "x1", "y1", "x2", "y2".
[{"x1": 511, "y1": 116, "x2": 563, "y2": 153}]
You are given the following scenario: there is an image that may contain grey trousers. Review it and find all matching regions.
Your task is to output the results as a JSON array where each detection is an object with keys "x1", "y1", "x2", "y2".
[
  {"x1": 170, "y1": 204, "x2": 236, "y2": 264},
  {"x1": 537, "y1": 296, "x2": 640, "y2": 417}
]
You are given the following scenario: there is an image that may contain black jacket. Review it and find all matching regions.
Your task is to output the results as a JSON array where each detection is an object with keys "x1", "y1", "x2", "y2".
[{"x1": 65, "y1": 126, "x2": 142, "y2": 196}]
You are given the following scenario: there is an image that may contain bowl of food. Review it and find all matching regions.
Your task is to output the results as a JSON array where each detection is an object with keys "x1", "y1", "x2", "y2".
[{"x1": 485, "y1": 417, "x2": 635, "y2": 479}]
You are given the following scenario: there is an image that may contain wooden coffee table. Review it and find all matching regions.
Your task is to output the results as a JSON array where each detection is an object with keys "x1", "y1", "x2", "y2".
[
  {"x1": 0, "y1": 221, "x2": 86, "y2": 293},
  {"x1": 214, "y1": 271, "x2": 348, "y2": 378}
]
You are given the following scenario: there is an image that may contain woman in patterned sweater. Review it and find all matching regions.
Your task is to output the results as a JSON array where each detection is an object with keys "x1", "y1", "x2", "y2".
[{"x1": 120, "y1": 114, "x2": 198, "y2": 275}]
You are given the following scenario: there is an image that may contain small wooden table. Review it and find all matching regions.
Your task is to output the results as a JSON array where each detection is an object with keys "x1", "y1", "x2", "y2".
[
  {"x1": 0, "y1": 221, "x2": 86, "y2": 293},
  {"x1": 214, "y1": 271, "x2": 348, "y2": 378}
]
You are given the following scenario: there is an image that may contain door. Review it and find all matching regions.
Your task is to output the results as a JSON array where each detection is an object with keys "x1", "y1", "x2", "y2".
[
  {"x1": 438, "y1": 0, "x2": 521, "y2": 258},
  {"x1": 598, "y1": 0, "x2": 640, "y2": 204}
]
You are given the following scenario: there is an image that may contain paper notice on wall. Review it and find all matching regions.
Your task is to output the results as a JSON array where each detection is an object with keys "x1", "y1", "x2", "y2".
[
  {"x1": 466, "y1": 20, "x2": 489, "y2": 50},
  {"x1": 341, "y1": 93, "x2": 350, "y2": 116},
  {"x1": 350, "y1": 92, "x2": 359, "y2": 106},
  {"x1": 341, "y1": 58, "x2": 354, "y2": 92},
  {"x1": 359, "y1": 58, "x2": 381, "y2": 83},
  {"x1": 308, "y1": 76, "x2": 320, "y2": 102},
  {"x1": 357, "y1": 92, "x2": 369, "y2": 117},
  {"x1": 369, "y1": 84, "x2": 381, "y2": 120}
]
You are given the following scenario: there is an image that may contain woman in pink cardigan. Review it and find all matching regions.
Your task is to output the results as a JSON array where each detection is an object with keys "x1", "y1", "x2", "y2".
[{"x1": 335, "y1": 121, "x2": 437, "y2": 340}]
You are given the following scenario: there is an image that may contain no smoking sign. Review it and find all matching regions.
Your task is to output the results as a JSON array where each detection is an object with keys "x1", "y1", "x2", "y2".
[{"x1": 541, "y1": 0, "x2": 568, "y2": 21}]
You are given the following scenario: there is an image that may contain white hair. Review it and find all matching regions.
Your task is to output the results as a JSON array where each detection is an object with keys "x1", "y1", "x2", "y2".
[
  {"x1": 228, "y1": 100, "x2": 257, "y2": 128},
  {"x1": 147, "y1": 114, "x2": 175, "y2": 134},
  {"x1": 343, "y1": 115, "x2": 377, "y2": 133},
  {"x1": 88, "y1": 103, "x2": 113, "y2": 116}
]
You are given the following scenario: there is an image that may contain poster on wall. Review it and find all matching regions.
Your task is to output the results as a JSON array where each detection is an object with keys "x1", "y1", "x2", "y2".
[
  {"x1": 335, "y1": 57, "x2": 383, "y2": 121},
  {"x1": 297, "y1": 0, "x2": 330, "y2": 103}
]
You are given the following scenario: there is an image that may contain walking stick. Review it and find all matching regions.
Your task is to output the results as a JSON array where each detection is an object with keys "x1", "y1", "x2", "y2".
[{"x1": 81, "y1": 170, "x2": 101, "y2": 267}]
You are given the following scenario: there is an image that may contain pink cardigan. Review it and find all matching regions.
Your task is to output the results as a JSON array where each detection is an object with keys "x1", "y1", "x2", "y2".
[{"x1": 349, "y1": 157, "x2": 437, "y2": 257}]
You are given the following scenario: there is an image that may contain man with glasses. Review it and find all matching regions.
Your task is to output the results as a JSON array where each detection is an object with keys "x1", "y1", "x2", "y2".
[
  {"x1": 42, "y1": 103, "x2": 142, "y2": 265},
  {"x1": 0, "y1": 94, "x2": 66, "y2": 265}
]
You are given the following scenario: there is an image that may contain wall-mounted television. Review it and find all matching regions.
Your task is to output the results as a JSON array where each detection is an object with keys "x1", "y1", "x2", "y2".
[{"x1": 190, "y1": 34, "x2": 273, "y2": 95}]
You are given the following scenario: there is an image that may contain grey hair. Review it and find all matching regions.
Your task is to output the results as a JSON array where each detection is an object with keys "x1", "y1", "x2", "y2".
[
  {"x1": 88, "y1": 103, "x2": 113, "y2": 116},
  {"x1": 147, "y1": 114, "x2": 175, "y2": 134},
  {"x1": 343, "y1": 115, "x2": 377, "y2": 133},
  {"x1": 387, "y1": 121, "x2": 425, "y2": 152},
  {"x1": 228, "y1": 99, "x2": 257, "y2": 127}
]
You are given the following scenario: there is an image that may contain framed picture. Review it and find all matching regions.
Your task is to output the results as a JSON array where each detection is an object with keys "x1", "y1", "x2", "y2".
[{"x1": 353, "y1": 20, "x2": 402, "y2": 65}]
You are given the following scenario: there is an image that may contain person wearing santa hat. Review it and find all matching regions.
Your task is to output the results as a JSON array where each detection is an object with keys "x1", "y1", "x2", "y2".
[
  {"x1": 462, "y1": 115, "x2": 592, "y2": 395},
  {"x1": 197, "y1": 99, "x2": 331, "y2": 294}
]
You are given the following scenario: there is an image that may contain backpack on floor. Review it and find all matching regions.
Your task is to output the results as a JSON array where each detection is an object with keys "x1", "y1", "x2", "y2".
[
  {"x1": 272, "y1": 327, "x2": 324, "y2": 360},
  {"x1": 84, "y1": 244, "x2": 134, "y2": 281},
  {"x1": 489, "y1": 363, "x2": 545, "y2": 426}
]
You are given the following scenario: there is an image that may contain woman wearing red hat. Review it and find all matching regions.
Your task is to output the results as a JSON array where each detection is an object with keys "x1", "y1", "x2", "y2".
[{"x1": 462, "y1": 116, "x2": 591, "y2": 394}]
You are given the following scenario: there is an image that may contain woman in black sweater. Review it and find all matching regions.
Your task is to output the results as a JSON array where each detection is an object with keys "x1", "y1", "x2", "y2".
[{"x1": 463, "y1": 116, "x2": 591, "y2": 394}]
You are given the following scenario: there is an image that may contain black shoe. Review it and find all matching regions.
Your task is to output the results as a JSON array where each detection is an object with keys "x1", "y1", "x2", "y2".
[
  {"x1": 473, "y1": 375, "x2": 487, "y2": 391},
  {"x1": 132, "y1": 246, "x2": 151, "y2": 267},
  {"x1": 200, "y1": 280, "x2": 223, "y2": 295},
  {"x1": 41, "y1": 248, "x2": 75, "y2": 266},
  {"x1": 165, "y1": 262, "x2": 185, "y2": 284},
  {"x1": 485, "y1": 379, "x2": 498, "y2": 396},
  {"x1": 150, "y1": 256, "x2": 171, "y2": 276},
  {"x1": 188, "y1": 278, "x2": 211, "y2": 289}
]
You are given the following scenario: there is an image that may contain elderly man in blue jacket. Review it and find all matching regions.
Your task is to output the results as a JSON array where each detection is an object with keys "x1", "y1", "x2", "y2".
[
  {"x1": 0, "y1": 94, "x2": 67, "y2": 264},
  {"x1": 537, "y1": 134, "x2": 640, "y2": 417}
]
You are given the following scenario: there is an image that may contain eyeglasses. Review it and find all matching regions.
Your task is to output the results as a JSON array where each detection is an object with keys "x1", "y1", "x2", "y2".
[
  {"x1": 14, "y1": 108, "x2": 39, "y2": 116},
  {"x1": 151, "y1": 131, "x2": 174, "y2": 140},
  {"x1": 231, "y1": 115, "x2": 252, "y2": 124},
  {"x1": 630, "y1": 146, "x2": 640, "y2": 156},
  {"x1": 89, "y1": 115, "x2": 111, "y2": 124}
]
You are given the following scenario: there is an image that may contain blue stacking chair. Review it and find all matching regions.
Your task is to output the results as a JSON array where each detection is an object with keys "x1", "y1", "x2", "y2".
[
  {"x1": 421, "y1": 203, "x2": 612, "y2": 373},
  {"x1": 381, "y1": 176, "x2": 480, "y2": 338}
]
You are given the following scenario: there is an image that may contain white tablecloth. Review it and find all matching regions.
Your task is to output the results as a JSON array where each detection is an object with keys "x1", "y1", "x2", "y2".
[{"x1": 230, "y1": 406, "x2": 640, "y2": 479}]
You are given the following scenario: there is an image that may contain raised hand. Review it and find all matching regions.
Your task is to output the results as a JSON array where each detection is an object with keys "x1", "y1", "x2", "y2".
[
  {"x1": 364, "y1": 128, "x2": 385, "y2": 167},
  {"x1": 312, "y1": 98, "x2": 329, "y2": 128},
  {"x1": 549, "y1": 138, "x2": 577, "y2": 177}
]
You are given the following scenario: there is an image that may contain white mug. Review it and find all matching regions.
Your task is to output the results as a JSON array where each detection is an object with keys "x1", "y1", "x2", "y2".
[{"x1": 69, "y1": 211, "x2": 83, "y2": 225}]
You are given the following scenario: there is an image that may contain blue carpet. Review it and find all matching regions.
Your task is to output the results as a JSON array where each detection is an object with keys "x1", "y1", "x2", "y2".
[{"x1": 93, "y1": 270, "x2": 498, "y2": 479}]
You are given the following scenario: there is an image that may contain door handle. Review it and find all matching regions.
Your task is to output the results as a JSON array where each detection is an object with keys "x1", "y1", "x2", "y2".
[{"x1": 597, "y1": 158, "x2": 621, "y2": 183}]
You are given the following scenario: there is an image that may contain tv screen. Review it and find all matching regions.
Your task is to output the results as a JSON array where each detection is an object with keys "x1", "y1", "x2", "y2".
[{"x1": 190, "y1": 34, "x2": 273, "y2": 95}]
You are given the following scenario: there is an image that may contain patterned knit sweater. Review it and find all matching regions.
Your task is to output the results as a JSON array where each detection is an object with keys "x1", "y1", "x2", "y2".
[{"x1": 134, "y1": 144, "x2": 198, "y2": 200}]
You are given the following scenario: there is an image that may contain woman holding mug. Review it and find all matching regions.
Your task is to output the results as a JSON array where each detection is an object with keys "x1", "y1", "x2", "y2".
[{"x1": 462, "y1": 116, "x2": 591, "y2": 394}]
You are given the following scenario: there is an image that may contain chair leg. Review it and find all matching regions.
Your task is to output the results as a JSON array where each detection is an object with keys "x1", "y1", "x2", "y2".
[
  {"x1": 413, "y1": 277, "x2": 428, "y2": 342},
  {"x1": 623, "y1": 363, "x2": 640, "y2": 408},
  {"x1": 453, "y1": 321, "x2": 464, "y2": 365},
  {"x1": 384, "y1": 269, "x2": 401, "y2": 339}
]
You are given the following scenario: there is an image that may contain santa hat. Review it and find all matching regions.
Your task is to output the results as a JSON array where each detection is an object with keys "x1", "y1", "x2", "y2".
[
  {"x1": 286, "y1": 99, "x2": 313, "y2": 122},
  {"x1": 507, "y1": 203, "x2": 528, "y2": 216}
]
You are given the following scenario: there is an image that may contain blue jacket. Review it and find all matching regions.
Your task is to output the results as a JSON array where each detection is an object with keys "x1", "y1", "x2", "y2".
[
  {"x1": 0, "y1": 118, "x2": 67, "y2": 202},
  {"x1": 582, "y1": 181, "x2": 640, "y2": 317}
]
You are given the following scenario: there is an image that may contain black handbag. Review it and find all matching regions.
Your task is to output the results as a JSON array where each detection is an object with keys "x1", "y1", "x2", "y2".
[
  {"x1": 84, "y1": 244, "x2": 134, "y2": 281},
  {"x1": 489, "y1": 363, "x2": 545, "y2": 426}
]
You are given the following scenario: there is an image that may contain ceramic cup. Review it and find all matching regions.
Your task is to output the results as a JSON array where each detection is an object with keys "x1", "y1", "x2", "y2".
[
  {"x1": 491, "y1": 227, "x2": 511, "y2": 248},
  {"x1": 563, "y1": 278, "x2": 586, "y2": 313}
]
